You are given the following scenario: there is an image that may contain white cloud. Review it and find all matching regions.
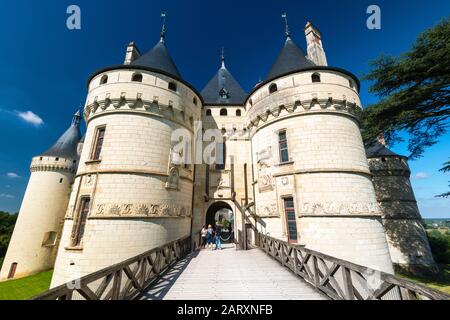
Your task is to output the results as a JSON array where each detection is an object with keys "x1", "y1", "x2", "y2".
[
  {"x1": 6, "y1": 172, "x2": 20, "y2": 179},
  {"x1": 0, "y1": 193, "x2": 15, "y2": 199},
  {"x1": 414, "y1": 172, "x2": 430, "y2": 179},
  {"x1": 16, "y1": 110, "x2": 44, "y2": 126}
]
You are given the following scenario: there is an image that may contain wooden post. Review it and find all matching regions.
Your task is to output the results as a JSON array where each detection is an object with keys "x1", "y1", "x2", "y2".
[{"x1": 342, "y1": 267, "x2": 354, "y2": 300}]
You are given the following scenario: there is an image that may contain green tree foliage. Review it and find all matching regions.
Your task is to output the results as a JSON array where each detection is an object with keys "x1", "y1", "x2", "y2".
[
  {"x1": 362, "y1": 18, "x2": 450, "y2": 196},
  {"x1": 438, "y1": 159, "x2": 450, "y2": 197},
  {"x1": 0, "y1": 211, "x2": 18, "y2": 259},
  {"x1": 427, "y1": 230, "x2": 450, "y2": 264}
]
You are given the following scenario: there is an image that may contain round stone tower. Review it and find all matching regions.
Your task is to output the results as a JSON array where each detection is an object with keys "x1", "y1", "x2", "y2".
[
  {"x1": 51, "y1": 32, "x2": 202, "y2": 286},
  {"x1": 366, "y1": 138, "x2": 437, "y2": 275},
  {"x1": 245, "y1": 23, "x2": 394, "y2": 273},
  {"x1": 0, "y1": 112, "x2": 82, "y2": 280}
]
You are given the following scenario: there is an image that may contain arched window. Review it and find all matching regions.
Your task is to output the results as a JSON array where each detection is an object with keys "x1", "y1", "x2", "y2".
[
  {"x1": 132, "y1": 73, "x2": 143, "y2": 82},
  {"x1": 220, "y1": 108, "x2": 228, "y2": 116},
  {"x1": 269, "y1": 83, "x2": 278, "y2": 94},
  {"x1": 236, "y1": 109, "x2": 241, "y2": 116},
  {"x1": 168, "y1": 82, "x2": 177, "y2": 92},
  {"x1": 193, "y1": 97, "x2": 198, "y2": 105},
  {"x1": 100, "y1": 75, "x2": 108, "y2": 85},
  {"x1": 311, "y1": 73, "x2": 321, "y2": 83},
  {"x1": 206, "y1": 109, "x2": 212, "y2": 116}
]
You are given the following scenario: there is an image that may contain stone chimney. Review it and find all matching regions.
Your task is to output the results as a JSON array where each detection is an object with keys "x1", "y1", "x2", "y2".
[
  {"x1": 304, "y1": 22, "x2": 328, "y2": 66},
  {"x1": 124, "y1": 42, "x2": 141, "y2": 65}
]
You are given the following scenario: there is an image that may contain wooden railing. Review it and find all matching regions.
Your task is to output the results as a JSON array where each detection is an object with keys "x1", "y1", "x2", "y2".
[
  {"x1": 33, "y1": 234, "x2": 197, "y2": 300},
  {"x1": 258, "y1": 233, "x2": 449, "y2": 300}
]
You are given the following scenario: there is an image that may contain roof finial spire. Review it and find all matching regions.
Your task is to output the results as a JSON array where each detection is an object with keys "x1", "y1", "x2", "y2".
[
  {"x1": 72, "y1": 109, "x2": 82, "y2": 127},
  {"x1": 281, "y1": 12, "x2": 291, "y2": 39},
  {"x1": 160, "y1": 11, "x2": 167, "y2": 42},
  {"x1": 221, "y1": 47, "x2": 225, "y2": 69}
]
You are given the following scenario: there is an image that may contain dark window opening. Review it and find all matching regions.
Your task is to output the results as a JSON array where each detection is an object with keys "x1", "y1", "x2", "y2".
[
  {"x1": 91, "y1": 127, "x2": 106, "y2": 160},
  {"x1": 278, "y1": 130, "x2": 289, "y2": 163},
  {"x1": 206, "y1": 109, "x2": 212, "y2": 116},
  {"x1": 216, "y1": 141, "x2": 226, "y2": 170},
  {"x1": 59, "y1": 178, "x2": 63, "y2": 183},
  {"x1": 269, "y1": 83, "x2": 278, "y2": 94},
  {"x1": 132, "y1": 73, "x2": 143, "y2": 82},
  {"x1": 100, "y1": 75, "x2": 108, "y2": 85},
  {"x1": 7, "y1": 262, "x2": 18, "y2": 279},
  {"x1": 193, "y1": 97, "x2": 198, "y2": 105},
  {"x1": 312, "y1": 73, "x2": 321, "y2": 83},
  {"x1": 236, "y1": 109, "x2": 242, "y2": 116},
  {"x1": 168, "y1": 82, "x2": 177, "y2": 91},
  {"x1": 71, "y1": 197, "x2": 91, "y2": 247},
  {"x1": 283, "y1": 197, "x2": 298, "y2": 243},
  {"x1": 220, "y1": 108, "x2": 227, "y2": 116}
]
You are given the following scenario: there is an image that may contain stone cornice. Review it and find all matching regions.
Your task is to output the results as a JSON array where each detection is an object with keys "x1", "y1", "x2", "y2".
[
  {"x1": 246, "y1": 97, "x2": 362, "y2": 131},
  {"x1": 30, "y1": 157, "x2": 78, "y2": 174},
  {"x1": 84, "y1": 96, "x2": 196, "y2": 132},
  {"x1": 272, "y1": 168, "x2": 372, "y2": 177},
  {"x1": 75, "y1": 169, "x2": 194, "y2": 182}
]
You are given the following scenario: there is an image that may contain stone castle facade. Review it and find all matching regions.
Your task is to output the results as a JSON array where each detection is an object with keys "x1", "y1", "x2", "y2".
[{"x1": 0, "y1": 20, "x2": 436, "y2": 284}]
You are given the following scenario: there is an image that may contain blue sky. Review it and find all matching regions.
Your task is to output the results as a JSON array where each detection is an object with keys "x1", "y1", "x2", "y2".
[{"x1": 0, "y1": 0, "x2": 449, "y2": 218}]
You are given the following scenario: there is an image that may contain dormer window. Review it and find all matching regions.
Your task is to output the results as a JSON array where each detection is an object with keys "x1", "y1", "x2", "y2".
[
  {"x1": 269, "y1": 83, "x2": 278, "y2": 94},
  {"x1": 219, "y1": 88, "x2": 229, "y2": 99}
]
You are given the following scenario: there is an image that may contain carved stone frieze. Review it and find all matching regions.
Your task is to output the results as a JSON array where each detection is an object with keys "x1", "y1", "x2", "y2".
[
  {"x1": 299, "y1": 202, "x2": 382, "y2": 216},
  {"x1": 256, "y1": 204, "x2": 279, "y2": 218},
  {"x1": 89, "y1": 202, "x2": 191, "y2": 218}
]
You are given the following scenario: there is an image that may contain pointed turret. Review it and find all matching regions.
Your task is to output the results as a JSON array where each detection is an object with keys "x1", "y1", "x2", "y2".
[
  {"x1": 40, "y1": 111, "x2": 82, "y2": 159},
  {"x1": 265, "y1": 13, "x2": 314, "y2": 81},
  {"x1": 201, "y1": 49, "x2": 247, "y2": 105},
  {"x1": 130, "y1": 13, "x2": 181, "y2": 79},
  {"x1": 0, "y1": 112, "x2": 83, "y2": 280},
  {"x1": 266, "y1": 37, "x2": 314, "y2": 81}
]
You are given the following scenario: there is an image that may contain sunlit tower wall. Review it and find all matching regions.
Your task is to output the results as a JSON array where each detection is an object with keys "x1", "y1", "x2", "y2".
[
  {"x1": 245, "y1": 22, "x2": 394, "y2": 273},
  {"x1": 0, "y1": 113, "x2": 82, "y2": 280},
  {"x1": 366, "y1": 139, "x2": 437, "y2": 275},
  {"x1": 50, "y1": 38, "x2": 202, "y2": 287}
]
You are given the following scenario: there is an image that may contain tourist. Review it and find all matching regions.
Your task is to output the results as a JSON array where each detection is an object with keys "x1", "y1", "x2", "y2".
[
  {"x1": 215, "y1": 221, "x2": 222, "y2": 250},
  {"x1": 200, "y1": 225, "x2": 207, "y2": 248},
  {"x1": 206, "y1": 224, "x2": 214, "y2": 249}
]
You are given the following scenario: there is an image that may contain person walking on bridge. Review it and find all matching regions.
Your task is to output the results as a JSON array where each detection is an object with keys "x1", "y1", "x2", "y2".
[
  {"x1": 201, "y1": 225, "x2": 208, "y2": 249},
  {"x1": 215, "y1": 221, "x2": 223, "y2": 250},
  {"x1": 206, "y1": 224, "x2": 214, "y2": 249}
]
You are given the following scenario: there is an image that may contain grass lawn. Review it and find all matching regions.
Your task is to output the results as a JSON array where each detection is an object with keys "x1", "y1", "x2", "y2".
[
  {"x1": 0, "y1": 270, "x2": 53, "y2": 300},
  {"x1": 397, "y1": 264, "x2": 450, "y2": 295}
]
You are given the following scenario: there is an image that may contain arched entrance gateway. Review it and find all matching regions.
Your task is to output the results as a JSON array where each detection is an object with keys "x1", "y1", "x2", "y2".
[{"x1": 205, "y1": 201, "x2": 234, "y2": 244}]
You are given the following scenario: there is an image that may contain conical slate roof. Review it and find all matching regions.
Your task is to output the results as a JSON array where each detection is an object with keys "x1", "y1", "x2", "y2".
[
  {"x1": 266, "y1": 37, "x2": 314, "y2": 81},
  {"x1": 201, "y1": 60, "x2": 247, "y2": 105},
  {"x1": 40, "y1": 111, "x2": 82, "y2": 159},
  {"x1": 365, "y1": 139, "x2": 401, "y2": 158},
  {"x1": 131, "y1": 39, "x2": 181, "y2": 79}
]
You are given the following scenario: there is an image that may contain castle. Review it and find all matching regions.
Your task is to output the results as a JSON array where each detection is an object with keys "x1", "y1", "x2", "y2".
[{"x1": 0, "y1": 19, "x2": 437, "y2": 285}]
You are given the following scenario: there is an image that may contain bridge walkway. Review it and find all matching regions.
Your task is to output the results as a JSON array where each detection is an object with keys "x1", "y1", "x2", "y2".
[{"x1": 140, "y1": 244, "x2": 327, "y2": 300}]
